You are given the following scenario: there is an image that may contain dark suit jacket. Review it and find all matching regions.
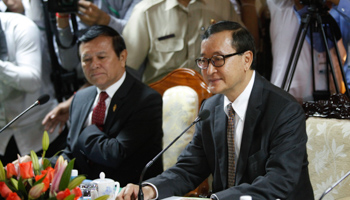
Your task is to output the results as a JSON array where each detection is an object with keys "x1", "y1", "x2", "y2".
[
  {"x1": 54, "y1": 72, "x2": 163, "y2": 186},
  {"x1": 148, "y1": 73, "x2": 314, "y2": 200}
]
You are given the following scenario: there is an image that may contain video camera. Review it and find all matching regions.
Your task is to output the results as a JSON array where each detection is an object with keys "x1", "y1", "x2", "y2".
[
  {"x1": 299, "y1": 0, "x2": 326, "y2": 7},
  {"x1": 47, "y1": 0, "x2": 78, "y2": 13}
]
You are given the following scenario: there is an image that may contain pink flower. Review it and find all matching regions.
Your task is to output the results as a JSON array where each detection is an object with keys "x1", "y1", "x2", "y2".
[
  {"x1": 18, "y1": 161, "x2": 34, "y2": 179},
  {"x1": 6, "y1": 192, "x2": 20, "y2": 200},
  {"x1": 50, "y1": 156, "x2": 67, "y2": 196},
  {"x1": 28, "y1": 183, "x2": 45, "y2": 199}
]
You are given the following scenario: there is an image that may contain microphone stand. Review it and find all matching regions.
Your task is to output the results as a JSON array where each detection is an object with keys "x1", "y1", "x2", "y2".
[
  {"x1": 319, "y1": 170, "x2": 350, "y2": 200},
  {"x1": 138, "y1": 115, "x2": 204, "y2": 200},
  {"x1": 0, "y1": 101, "x2": 39, "y2": 133},
  {"x1": 0, "y1": 94, "x2": 50, "y2": 133}
]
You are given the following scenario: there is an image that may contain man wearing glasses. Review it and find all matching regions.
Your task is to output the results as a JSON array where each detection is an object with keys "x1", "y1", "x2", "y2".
[{"x1": 118, "y1": 21, "x2": 314, "y2": 200}]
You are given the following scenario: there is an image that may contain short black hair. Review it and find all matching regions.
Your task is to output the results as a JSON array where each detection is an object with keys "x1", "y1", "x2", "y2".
[
  {"x1": 202, "y1": 21, "x2": 256, "y2": 69},
  {"x1": 78, "y1": 25, "x2": 126, "y2": 57}
]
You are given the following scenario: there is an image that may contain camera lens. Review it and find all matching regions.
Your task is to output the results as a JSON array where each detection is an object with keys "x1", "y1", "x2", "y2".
[{"x1": 61, "y1": 0, "x2": 74, "y2": 5}]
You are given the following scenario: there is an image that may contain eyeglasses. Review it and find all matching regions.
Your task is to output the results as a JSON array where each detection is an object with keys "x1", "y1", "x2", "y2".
[{"x1": 195, "y1": 52, "x2": 244, "y2": 69}]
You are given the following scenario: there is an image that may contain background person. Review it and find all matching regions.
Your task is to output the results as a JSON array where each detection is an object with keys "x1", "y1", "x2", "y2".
[
  {"x1": 0, "y1": 0, "x2": 67, "y2": 154},
  {"x1": 0, "y1": 12, "x2": 61, "y2": 164},
  {"x1": 122, "y1": 0, "x2": 259, "y2": 84}
]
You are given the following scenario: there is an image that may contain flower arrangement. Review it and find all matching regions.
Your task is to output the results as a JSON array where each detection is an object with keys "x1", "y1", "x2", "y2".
[{"x1": 0, "y1": 131, "x2": 87, "y2": 200}]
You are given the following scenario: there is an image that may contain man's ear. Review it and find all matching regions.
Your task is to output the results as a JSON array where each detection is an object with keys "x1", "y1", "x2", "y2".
[
  {"x1": 243, "y1": 51, "x2": 253, "y2": 71},
  {"x1": 119, "y1": 49, "x2": 128, "y2": 63}
]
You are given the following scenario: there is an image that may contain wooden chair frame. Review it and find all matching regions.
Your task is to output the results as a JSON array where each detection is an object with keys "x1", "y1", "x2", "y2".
[{"x1": 149, "y1": 68, "x2": 212, "y2": 197}]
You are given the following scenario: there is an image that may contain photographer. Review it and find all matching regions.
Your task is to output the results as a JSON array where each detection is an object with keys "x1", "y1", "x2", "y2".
[
  {"x1": 55, "y1": 0, "x2": 140, "y2": 74},
  {"x1": 296, "y1": 0, "x2": 349, "y2": 93},
  {"x1": 268, "y1": 0, "x2": 347, "y2": 103}
]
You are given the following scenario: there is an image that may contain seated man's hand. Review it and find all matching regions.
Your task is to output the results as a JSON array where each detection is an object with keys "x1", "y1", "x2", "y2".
[
  {"x1": 116, "y1": 184, "x2": 156, "y2": 200},
  {"x1": 42, "y1": 98, "x2": 72, "y2": 133},
  {"x1": 77, "y1": 0, "x2": 110, "y2": 26}
]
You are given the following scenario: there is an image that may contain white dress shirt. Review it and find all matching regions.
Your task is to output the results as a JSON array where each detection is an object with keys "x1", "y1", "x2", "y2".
[
  {"x1": 224, "y1": 71, "x2": 255, "y2": 165},
  {"x1": 84, "y1": 72, "x2": 126, "y2": 128}
]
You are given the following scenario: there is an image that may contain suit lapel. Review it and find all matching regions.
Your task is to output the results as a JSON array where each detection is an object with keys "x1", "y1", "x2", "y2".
[
  {"x1": 104, "y1": 72, "x2": 134, "y2": 132},
  {"x1": 68, "y1": 87, "x2": 96, "y2": 148},
  {"x1": 78, "y1": 89, "x2": 96, "y2": 132},
  {"x1": 212, "y1": 96, "x2": 228, "y2": 189},
  {"x1": 235, "y1": 74, "x2": 263, "y2": 184}
]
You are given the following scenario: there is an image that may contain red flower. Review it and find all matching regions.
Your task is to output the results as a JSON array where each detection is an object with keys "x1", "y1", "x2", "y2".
[
  {"x1": 35, "y1": 174, "x2": 50, "y2": 192},
  {"x1": 41, "y1": 166, "x2": 55, "y2": 183},
  {"x1": 56, "y1": 188, "x2": 71, "y2": 200},
  {"x1": 6, "y1": 192, "x2": 20, "y2": 200},
  {"x1": 71, "y1": 187, "x2": 82, "y2": 200},
  {"x1": 18, "y1": 161, "x2": 34, "y2": 179},
  {"x1": 0, "y1": 182, "x2": 11, "y2": 198},
  {"x1": 5, "y1": 163, "x2": 17, "y2": 179}
]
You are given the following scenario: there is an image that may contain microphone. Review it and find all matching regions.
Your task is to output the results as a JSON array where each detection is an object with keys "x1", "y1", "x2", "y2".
[
  {"x1": 137, "y1": 109, "x2": 210, "y2": 200},
  {"x1": 0, "y1": 94, "x2": 50, "y2": 133},
  {"x1": 319, "y1": 170, "x2": 350, "y2": 200}
]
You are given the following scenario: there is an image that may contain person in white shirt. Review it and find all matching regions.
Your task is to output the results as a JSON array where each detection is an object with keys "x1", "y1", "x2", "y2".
[{"x1": 0, "y1": 12, "x2": 61, "y2": 164}]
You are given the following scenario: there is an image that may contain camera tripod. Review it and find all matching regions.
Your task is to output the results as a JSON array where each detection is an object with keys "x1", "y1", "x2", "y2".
[{"x1": 281, "y1": 3, "x2": 350, "y2": 100}]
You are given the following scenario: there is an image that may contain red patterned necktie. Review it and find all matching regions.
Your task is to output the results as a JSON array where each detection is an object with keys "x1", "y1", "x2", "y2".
[
  {"x1": 92, "y1": 91, "x2": 109, "y2": 131},
  {"x1": 227, "y1": 103, "x2": 235, "y2": 187}
]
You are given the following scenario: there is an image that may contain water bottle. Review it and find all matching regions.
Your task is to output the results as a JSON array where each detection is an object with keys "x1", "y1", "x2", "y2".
[{"x1": 71, "y1": 169, "x2": 78, "y2": 180}]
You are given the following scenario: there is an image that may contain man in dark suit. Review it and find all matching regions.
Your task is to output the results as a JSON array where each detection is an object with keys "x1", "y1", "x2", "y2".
[
  {"x1": 118, "y1": 21, "x2": 314, "y2": 199},
  {"x1": 51, "y1": 25, "x2": 163, "y2": 186}
]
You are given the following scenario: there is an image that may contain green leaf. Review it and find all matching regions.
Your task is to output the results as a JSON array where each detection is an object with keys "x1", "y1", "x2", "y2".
[
  {"x1": 4, "y1": 179, "x2": 17, "y2": 192},
  {"x1": 53, "y1": 150, "x2": 64, "y2": 157},
  {"x1": 17, "y1": 177, "x2": 28, "y2": 199},
  {"x1": 0, "y1": 160, "x2": 5, "y2": 180},
  {"x1": 64, "y1": 194, "x2": 76, "y2": 200},
  {"x1": 59, "y1": 158, "x2": 75, "y2": 191},
  {"x1": 95, "y1": 194, "x2": 110, "y2": 200},
  {"x1": 10, "y1": 178, "x2": 18, "y2": 190},
  {"x1": 27, "y1": 178, "x2": 34, "y2": 187},
  {"x1": 67, "y1": 175, "x2": 86, "y2": 190},
  {"x1": 42, "y1": 158, "x2": 52, "y2": 170},
  {"x1": 30, "y1": 150, "x2": 40, "y2": 175}
]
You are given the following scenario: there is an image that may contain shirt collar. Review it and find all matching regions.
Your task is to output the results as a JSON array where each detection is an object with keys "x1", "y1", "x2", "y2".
[
  {"x1": 165, "y1": 0, "x2": 205, "y2": 11},
  {"x1": 96, "y1": 71, "x2": 126, "y2": 97},
  {"x1": 224, "y1": 71, "x2": 255, "y2": 121}
]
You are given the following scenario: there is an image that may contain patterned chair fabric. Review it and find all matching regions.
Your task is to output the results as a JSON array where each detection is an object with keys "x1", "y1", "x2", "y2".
[
  {"x1": 306, "y1": 117, "x2": 350, "y2": 200},
  {"x1": 162, "y1": 86, "x2": 199, "y2": 170}
]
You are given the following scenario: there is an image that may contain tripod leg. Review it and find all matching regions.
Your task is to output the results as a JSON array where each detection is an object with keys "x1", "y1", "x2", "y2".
[
  {"x1": 316, "y1": 14, "x2": 340, "y2": 93},
  {"x1": 282, "y1": 14, "x2": 312, "y2": 92}
]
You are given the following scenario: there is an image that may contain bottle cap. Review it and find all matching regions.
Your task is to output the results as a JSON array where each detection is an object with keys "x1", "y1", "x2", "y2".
[
  {"x1": 71, "y1": 169, "x2": 78, "y2": 177},
  {"x1": 240, "y1": 195, "x2": 252, "y2": 200}
]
